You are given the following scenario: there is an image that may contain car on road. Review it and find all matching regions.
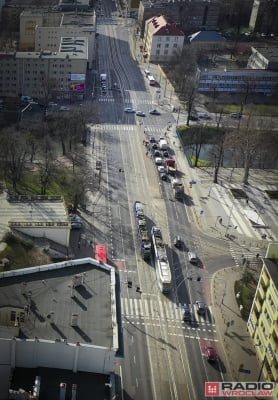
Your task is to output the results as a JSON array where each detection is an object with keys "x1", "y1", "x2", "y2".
[
  {"x1": 155, "y1": 157, "x2": 162, "y2": 165},
  {"x1": 204, "y1": 346, "x2": 218, "y2": 362},
  {"x1": 154, "y1": 150, "x2": 160, "y2": 157},
  {"x1": 59, "y1": 106, "x2": 71, "y2": 111},
  {"x1": 152, "y1": 143, "x2": 158, "y2": 150},
  {"x1": 174, "y1": 235, "x2": 182, "y2": 248},
  {"x1": 150, "y1": 136, "x2": 156, "y2": 143},
  {"x1": 149, "y1": 109, "x2": 161, "y2": 115},
  {"x1": 196, "y1": 301, "x2": 206, "y2": 315},
  {"x1": 189, "y1": 115, "x2": 198, "y2": 121},
  {"x1": 230, "y1": 112, "x2": 242, "y2": 119},
  {"x1": 70, "y1": 215, "x2": 82, "y2": 229},
  {"x1": 157, "y1": 165, "x2": 165, "y2": 174},
  {"x1": 163, "y1": 150, "x2": 169, "y2": 158},
  {"x1": 188, "y1": 251, "x2": 198, "y2": 264},
  {"x1": 183, "y1": 304, "x2": 194, "y2": 323},
  {"x1": 136, "y1": 111, "x2": 145, "y2": 117},
  {"x1": 160, "y1": 173, "x2": 167, "y2": 181},
  {"x1": 198, "y1": 112, "x2": 210, "y2": 120},
  {"x1": 124, "y1": 107, "x2": 136, "y2": 113}
]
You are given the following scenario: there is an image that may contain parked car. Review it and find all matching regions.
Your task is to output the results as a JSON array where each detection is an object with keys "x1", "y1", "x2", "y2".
[
  {"x1": 188, "y1": 251, "x2": 198, "y2": 264},
  {"x1": 196, "y1": 301, "x2": 206, "y2": 315},
  {"x1": 189, "y1": 115, "x2": 198, "y2": 121},
  {"x1": 204, "y1": 346, "x2": 218, "y2": 362},
  {"x1": 136, "y1": 111, "x2": 145, "y2": 117},
  {"x1": 59, "y1": 106, "x2": 71, "y2": 111},
  {"x1": 124, "y1": 107, "x2": 136, "y2": 113},
  {"x1": 230, "y1": 112, "x2": 242, "y2": 119},
  {"x1": 149, "y1": 109, "x2": 161, "y2": 115},
  {"x1": 198, "y1": 112, "x2": 210, "y2": 120}
]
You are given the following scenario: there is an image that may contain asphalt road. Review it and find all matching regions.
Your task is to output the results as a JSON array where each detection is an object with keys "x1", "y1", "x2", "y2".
[{"x1": 80, "y1": 5, "x2": 244, "y2": 400}]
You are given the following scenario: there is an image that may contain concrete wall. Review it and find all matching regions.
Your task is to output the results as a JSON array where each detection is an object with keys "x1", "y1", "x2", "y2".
[
  {"x1": 0, "y1": 338, "x2": 115, "y2": 374},
  {"x1": 11, "y1": 225, "x2": 70, "y2": 247}
]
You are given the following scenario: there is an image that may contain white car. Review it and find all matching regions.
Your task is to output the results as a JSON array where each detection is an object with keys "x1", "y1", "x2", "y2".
[
  {"x1": 157, "y1": 166, "x2": 165, "y2": 173},
  {"x1": 155, "y1": 157, "x2": 162, "y2": 165},
  {"x1": 124, "y1": 107, "x2": 136, "y2": 113}
]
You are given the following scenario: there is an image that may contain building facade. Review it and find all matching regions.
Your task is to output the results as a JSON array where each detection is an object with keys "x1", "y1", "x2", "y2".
[
  {"x1": 143, "y1": 16, "x2": 184, "y2": 63},
  {"x1": 247, "y1": 245, "x2": 278, "y2": 398},
  {"x1": 196, "y1": 67, "x2": 278, "y2": 95},
  {"x1": 0, "y1": 37, "x2": 88, "y2": 100},
  {"x1": 249, "y1": 0, "x2": 278, "y2": 34}
]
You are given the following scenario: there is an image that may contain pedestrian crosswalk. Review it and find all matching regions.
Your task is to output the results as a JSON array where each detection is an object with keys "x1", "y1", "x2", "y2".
[
  {"x1": 121, "y1": 297, "x2": 215, "y2": 328},
  {"x1": 91, "y1": 124, "x2": 165, "y2": 134},
  {"x1": 98, "y1": 97, "x2": 154, "y2": 105}
]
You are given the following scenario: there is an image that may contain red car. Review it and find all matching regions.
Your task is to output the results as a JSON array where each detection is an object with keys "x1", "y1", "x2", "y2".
[{"x1": 205, "y1": 346, "x2": 217, "y2": 362}]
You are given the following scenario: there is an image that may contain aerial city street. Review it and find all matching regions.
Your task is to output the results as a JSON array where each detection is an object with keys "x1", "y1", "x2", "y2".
[{"x1": 0, "y1": 0, "x2": 277, "y2": 399}]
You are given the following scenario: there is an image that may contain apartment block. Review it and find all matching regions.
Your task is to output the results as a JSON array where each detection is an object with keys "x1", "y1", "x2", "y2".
[
  {"x1": 20, "y1": 10, "x2": 96, "y2": 68},
  {"x1": 247, "y1": 245, "x2": 278, "y2": 398},
  {"x1": 249, "y1": 0, "x2": 278, "y2": 34},
  {"x1": 0, "y1": 37, "x2": 88, "y2": 100},
  {"x1": 143, "y1": 16, "x2": 184, "y2": 63},
  {"x1": 138, "y1": 0, "x2": 220, "y2": 37}
]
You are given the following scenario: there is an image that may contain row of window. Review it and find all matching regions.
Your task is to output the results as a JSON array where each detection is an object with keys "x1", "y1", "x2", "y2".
[
  {"x1": 200, "y1": 75, "x2": 278, "y2": 82},
  {"x1": 156, "y1": 43, "x2": 178, "y2": 49}
]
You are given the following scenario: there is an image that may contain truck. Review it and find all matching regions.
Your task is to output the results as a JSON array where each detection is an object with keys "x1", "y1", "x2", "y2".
[
  {"x1": 100, "y1": 73, "x2": 107, "y2": 82},
  {"x1": 165, "y1": 159, "x2": 177, "y2": 175},
  {"x1": 159, "y1": 139, "x2": 168, "y2": 150},
  {"x1": 172, "y1": 178, "x2": 184, "y2": 199},
  {"x1": 134, "y1": 201, "x2": 151, "y2": 260}
]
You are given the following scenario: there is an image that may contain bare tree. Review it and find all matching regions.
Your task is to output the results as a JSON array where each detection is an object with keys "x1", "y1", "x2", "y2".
[
  {"x1": 37, "y1": 137, "x2": 55, "y2": 195},
  {"x1": 0, "y1": 126, "x2": 28, "y2": 190}
]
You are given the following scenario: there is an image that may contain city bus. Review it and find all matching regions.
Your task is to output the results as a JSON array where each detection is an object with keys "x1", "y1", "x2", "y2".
[{"x1": 95, "y1": 244, "x2": 108, "y2": 264}]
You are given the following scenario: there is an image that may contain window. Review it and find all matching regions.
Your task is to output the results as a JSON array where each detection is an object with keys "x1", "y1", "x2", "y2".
[
  {"x1": 165, "y1": 44, "x2": 169, "y2": 48},
  {"x1": 173, "y1": 43, "x2": 178, "y2": 48},
  {"x1": 156, "y1": 50, "x2": 160, "y2": 55},
  {"x1": 157, "y1": 44, "x2": 161, "y2": 49},
  {"x1": 10, "y1": 311, "x2": 16, "y2": 322},
  {"x1": 166, "y1": 37, "x2": 170, "y2": 41}
]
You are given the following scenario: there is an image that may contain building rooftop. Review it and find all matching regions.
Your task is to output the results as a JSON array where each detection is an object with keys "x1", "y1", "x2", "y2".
[
  {"x1": 264, "y1": 258, "x2": 278, "y2": 287},
  {"x1": 252, "y1": 46, "x2": 278, "y2": 62},
  {"x1": 61, "y1": 12, "x2": 95, "y2": 27},
  {"x1": 188, "y1": 30, "x2": 226, "y2": 43},
  {"x1": 0, "y1": 258, "x2": 117, "y2": 348},
  {"x1": 146, "y1": 15, "x2": 184, "y2": 36}
]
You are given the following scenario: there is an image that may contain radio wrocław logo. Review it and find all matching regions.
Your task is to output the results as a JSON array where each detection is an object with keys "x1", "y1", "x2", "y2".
[{"x1": 205, "y1": 382, "x2": 275, "y2": 397}]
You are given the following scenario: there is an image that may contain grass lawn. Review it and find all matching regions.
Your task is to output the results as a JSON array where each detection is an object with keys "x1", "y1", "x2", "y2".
[
  {"x1": 206, "y1": 103, "x2": 278, "y2": 117},
  {"x1": 235, "y1": 280, "x2": 256, "y2": 321}
]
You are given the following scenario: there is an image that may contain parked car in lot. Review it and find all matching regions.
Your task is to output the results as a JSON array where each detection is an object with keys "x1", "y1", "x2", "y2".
[
  {"x1": 136, "y1": 111, "x2": 145, "y2": 117},
  {"x1": 198, "y1": 112, "x2": 210, "y2": 120},
  {"x1": 188, "y1": 251, "x2": 198, "y2": 264},
  {"x1": 204, "y1": 346, "x2": 218, "y2": 362},
  {"x1": 230, "y1": 112, "x2": 242, "y2": 119},
  {"x1": 124, "y1": 107, "x2": 136, "y2": 113},
  {"x1": 149, "y1": 109, "x2": 161, "y2": 115}
]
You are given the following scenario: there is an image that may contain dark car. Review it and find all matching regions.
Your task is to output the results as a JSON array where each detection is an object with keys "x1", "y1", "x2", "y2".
[
  {"x1": 149, "y1": 109, "x2": 161, "y2": 116},
  {"x1": 174, "y1": 235, "x2": 182, "y2": 248},
  {"x1": 152, "y1": 143, "x2": 158, "y2": 150},
  {"x1": 196, "y1": 301, "x2": 206, "y2": 315},
  {"x1": 163, "y1": 150, "x2": 169, "y2": 158},
  {"x1": 160, "y1": 173, "x2": 167, "y2": 181},
  {"x1": 183, "y1": 304, "x2": 194, "y2": 323},
  {"x1": 150, "y1": 136, "x2": 156, "y2": 143},
  {"x1": 230, "y1": 112, "x2": 242, "y2": 119},
  {"x1": 205, "y1": 346, "x2": 218, "y2": 362},
  {"x1": 189, "y1": 115, "x2": 198, "y2": 121}
]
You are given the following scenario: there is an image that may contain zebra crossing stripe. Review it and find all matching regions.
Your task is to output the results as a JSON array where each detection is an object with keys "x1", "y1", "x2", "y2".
[{"x1": 144, "y1": 299, "x2": 149, "y2": 317}]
